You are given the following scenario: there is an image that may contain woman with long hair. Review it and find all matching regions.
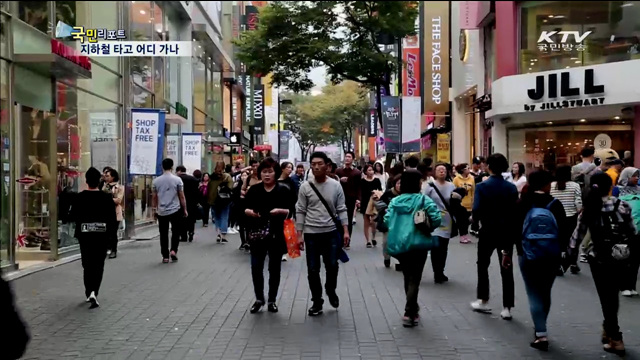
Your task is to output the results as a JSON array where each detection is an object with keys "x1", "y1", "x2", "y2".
[
  {"x1": 237, "y1": 170, "x2": 251, "y2": 251},
  {"x1": 360, "y1": 164, "x2": 382, "y2": 248},
  {"x1": 373, "y1": 162, "x2": 388, "y2": 186},
  {"x1": 511, "y1": 162, "x2": 527, "y2": 194},
  {"x1": 570, "y1": 172, "x2": 637, "y2": 355},
  {"x1": 207, "y1": 162, "x2": 234, "y2": 243},
  {"x1": 550, "y1": 164, "x2": 582, "y2": 274},
  {"x1": 103, "y1": 168, "x2": 124, "y2": 259},
  {"x1": 244, "y1": 158, "x2": 295, "y2": 313},
  {"x1": 199, "y1": 173, "x2": 211, "y2": 227}
]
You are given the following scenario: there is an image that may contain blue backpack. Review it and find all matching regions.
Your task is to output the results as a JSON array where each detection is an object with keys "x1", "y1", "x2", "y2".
[{"x1": 522, "y1": 200, "x2": 561, "y2": 261}]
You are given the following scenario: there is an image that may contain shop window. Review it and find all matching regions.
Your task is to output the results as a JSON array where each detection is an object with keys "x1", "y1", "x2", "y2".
[
  {"x1": 76, "y1": 64, "x2": 120, "y2": 103},
  {"x1": 508, "y1": 125, "x2": 635, "y2": 173},
  {"x1": 193, "y1": 53, "x2": 206, "y2": 112},
  {"x1": 55, "y1": 1, "x2": 76, "y2": 28},
  {"x1": 520, "y1": 1, "x2": 640, "y2": 73},
  {"x1": 12, "y1": 16, "x2": 51, "y2": 55},
  {"x1": 18, "y1": 1, "x2": 49, "y2": 34},
  {"x1": 194, "y1": 108, "x2": 206, "y2": 134},
  {"x1": 0, "y1": 59, "x2": 9, "y2": 266},
  {"x1": 131, "y1": 1, "x2": 152, "y2": 90},
  {"x1": 1, "y1": 12, "x2": 8, "y2": 59},
  {"x1": 85, "y1": 1, "x2": 119, "y2": 72}
]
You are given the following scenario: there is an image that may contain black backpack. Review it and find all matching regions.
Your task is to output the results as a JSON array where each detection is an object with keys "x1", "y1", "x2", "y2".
[
  {"x1": 216, "y1": 181, "x2": 233, "y2": 208},
  {"x1": 592, "y1": 199, "x2": 633, "y2": 261}
]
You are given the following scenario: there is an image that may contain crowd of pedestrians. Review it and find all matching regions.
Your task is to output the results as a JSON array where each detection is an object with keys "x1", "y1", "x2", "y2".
[{"x1": 4, "y1": 144, "x2": 639, "y2": 359}]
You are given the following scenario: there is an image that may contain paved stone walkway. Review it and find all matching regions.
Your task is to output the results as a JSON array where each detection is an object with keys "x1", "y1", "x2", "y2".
[{"x1": 10, "y1": 221, "x2": 640, "y2": 359}]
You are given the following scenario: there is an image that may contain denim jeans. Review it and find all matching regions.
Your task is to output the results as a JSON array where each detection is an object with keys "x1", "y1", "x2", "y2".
[
  {"x1": 519, "y1": 256, "x2": 558, "y2": 337},
  {"x1": 305, "y1": 231, "x2": 341, "y2": 305},
  {"x1": 250, "y1": 242, "x2": 283, "y2": 303},
  {"x1": 211, "y1": 204, "x2": 231, "y2": 234}
]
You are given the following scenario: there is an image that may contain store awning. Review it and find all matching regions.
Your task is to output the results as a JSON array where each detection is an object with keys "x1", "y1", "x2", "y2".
[
  {"x1": 165, "y1": 114, "x2": 188, "y2": 125},
  {"x1": 13, "y1": 39, "x2": 92, "y2": 79}
]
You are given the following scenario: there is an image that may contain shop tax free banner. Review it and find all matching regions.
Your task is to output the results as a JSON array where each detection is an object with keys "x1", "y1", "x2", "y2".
[
  {"x1": 129, "y1": 109, "x2": 165, "y2": 176},
  {"x1": 181, "y1": 133, "x2": 202, "y2": 175}
]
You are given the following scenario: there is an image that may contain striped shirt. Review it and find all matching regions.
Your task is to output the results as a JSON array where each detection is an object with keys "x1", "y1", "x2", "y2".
[{"x1": 550, "y1": 181, "x2": 582, "y2": 217}]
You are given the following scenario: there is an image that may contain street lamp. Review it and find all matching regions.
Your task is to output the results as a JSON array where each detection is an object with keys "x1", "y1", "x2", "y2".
[{"x1": 277, "y1": 97, "x2": 293, "y2": 161}]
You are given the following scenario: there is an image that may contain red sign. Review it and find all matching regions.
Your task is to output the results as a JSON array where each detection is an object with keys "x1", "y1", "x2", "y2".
[
  {"x1": 402, "y1": 47, "x2": 420, "y2": 97},
  {"x1": 70, "y1": 134, "x2": 80, "y2": 160},
  {"x1": 50, "y1": 39, "x2": 91, "y2": 71},
  {"x1": 254, "y1": 144, "x2": 272, "y2": 151}
]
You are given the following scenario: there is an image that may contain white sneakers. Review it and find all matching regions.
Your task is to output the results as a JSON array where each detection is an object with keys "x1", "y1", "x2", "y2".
[
  {"x1": 622, "y1": 290, "x2": 639, "y2": 297},
  {"x1": 88, "y1": 291, "x2": 99, "y2": 309},
  {"x1": 281, "y1": 255, "x2": 287, "y2": 262},
  {"x1": 500, "y1": 308, "x2": 512, "y2": 320},
  {"x1": 471, "y1": 300, "x2": 491, "y2": 313},
  {"x1": 471, "y1": 300, "x2": 512, "y2": 320},
  {"x1": 227, "y1": 228, "x2": 239, "y2": 235}
]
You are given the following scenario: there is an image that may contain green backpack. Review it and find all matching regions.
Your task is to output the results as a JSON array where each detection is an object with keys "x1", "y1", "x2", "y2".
[{"x1": 620, "y1": 194, "x2": 640, "y2": 234}]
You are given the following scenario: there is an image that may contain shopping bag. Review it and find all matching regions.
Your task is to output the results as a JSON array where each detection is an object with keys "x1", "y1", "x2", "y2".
[{"x1": 283, "y1": 218, "x2": 301, "y2": 259}]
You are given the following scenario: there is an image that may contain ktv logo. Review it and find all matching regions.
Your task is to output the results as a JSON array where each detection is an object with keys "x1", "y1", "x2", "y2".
[{"x1": 537, "y1": 31, "x2": 592, "y2": 52}]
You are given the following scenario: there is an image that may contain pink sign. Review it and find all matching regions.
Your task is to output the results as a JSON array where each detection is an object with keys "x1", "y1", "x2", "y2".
[{"x1": 459, "y1": 1, "x2": 480, "y2": 30}]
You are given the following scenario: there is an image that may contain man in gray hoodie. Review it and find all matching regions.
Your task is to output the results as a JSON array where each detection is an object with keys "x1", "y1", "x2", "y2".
[{"x1": 297, "y1": 152, "x2": 350, "y2": 317}]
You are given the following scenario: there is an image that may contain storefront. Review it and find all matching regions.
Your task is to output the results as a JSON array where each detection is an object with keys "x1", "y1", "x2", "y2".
[
  {"x1": 487, "y1": 60, "x2": 640, "y2": 173},
  {"x1": 1, "y1": 2, "x2": 124, "y2": 270}
]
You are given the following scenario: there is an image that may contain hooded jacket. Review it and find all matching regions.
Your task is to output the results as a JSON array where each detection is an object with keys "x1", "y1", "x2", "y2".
[{"x1": 383, "y1": 193, "x2": 442, "y2": 255}]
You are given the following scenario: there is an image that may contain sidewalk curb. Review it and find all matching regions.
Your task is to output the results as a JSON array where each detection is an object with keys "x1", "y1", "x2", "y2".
[{"x1": 5, "y1": 239, "x2": 142, "y2": 282}]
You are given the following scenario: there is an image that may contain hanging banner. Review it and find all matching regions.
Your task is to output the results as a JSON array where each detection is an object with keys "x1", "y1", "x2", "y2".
[
  {"x1": 437, "y1": 133, "x2": 451, "y2": 163},
  {"x1": 253, "y1": 83, "x2": 264, "y2": 133},
  {"x1": 402, "y1": 96, "x2": 421, "y2": 152},
  {"x1": 182, "y1": 133, "x2": 202, "y2": 175},
  {"x1": 403, "y1": 47, "x2": 420, "y2": 97},
  {"x1": 381, "y1": 96, "x2": 401, "y2": 153},
  {"x1": 166, "y1": 135, "x2": 180, "y2": 165},
  {"x1": 90, "y1": 112, "x2": 119, "y2": 172},
  {"x1": 280, "y1": 130, "x2": 291, "y2": 160},
  {"x1": 423, "y1": 1, "x2": 450, "y2": 126},
  {"x1": 129, "y1": 109, "x2": 165, "y2": 175}
]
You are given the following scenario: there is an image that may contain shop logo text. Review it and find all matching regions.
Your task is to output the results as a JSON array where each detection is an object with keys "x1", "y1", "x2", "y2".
[
  {"x1": 524, "y1": 69, "x2": 605, "y2": 111},
  {"x1": 537, "y1": 31, "x2": 592, "y2": 52}
]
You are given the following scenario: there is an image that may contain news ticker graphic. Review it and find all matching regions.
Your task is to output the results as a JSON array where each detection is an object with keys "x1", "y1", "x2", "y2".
[{"x1": 78, "y1": 41, "x2": 193, "y2": 57}]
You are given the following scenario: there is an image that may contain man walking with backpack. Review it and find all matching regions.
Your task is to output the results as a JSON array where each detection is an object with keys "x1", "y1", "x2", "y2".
[
  {"x1": 470, "y1": 154, "x2": 519, "y2": 320},
  {"x1": 516, "y1": 170, "x2": 567, "y2": 350}
]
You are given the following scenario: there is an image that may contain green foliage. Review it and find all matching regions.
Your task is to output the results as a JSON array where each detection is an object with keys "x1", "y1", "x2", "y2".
[
  {"x1": 284, "y1": 81, "x2": 368, "y2": 159},
  {"x1": 235, "y1": 1, "x2": 418, "y2": 92}
]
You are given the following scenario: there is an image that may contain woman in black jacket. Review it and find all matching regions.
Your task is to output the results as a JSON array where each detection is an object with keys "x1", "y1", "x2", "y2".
[
  {"x1": 516, "y1": 170, "x2": 567, "y2": 351},
  {"x1": 244, "y1": 158, "x2": 296, "y2": 314}
]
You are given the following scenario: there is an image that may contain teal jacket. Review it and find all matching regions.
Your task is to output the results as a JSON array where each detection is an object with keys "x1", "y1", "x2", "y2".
[{"x1": 384, "y1": 193, "x2": 442, "y2": 256}]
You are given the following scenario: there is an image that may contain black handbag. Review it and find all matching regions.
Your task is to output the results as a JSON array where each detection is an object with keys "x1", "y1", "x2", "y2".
[{"x1": 247, "y1": 219, "x2": 271, "y2": 243}]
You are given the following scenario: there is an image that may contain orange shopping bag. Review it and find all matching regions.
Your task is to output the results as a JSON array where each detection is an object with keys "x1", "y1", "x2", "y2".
[{"x1": 283, "y1": 218, "x2": 301, "y2": 259}]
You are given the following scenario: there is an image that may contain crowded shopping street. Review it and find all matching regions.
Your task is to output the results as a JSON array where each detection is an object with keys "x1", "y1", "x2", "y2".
[{"x1": 10, "y1": 222, "x2": 640, "y2": 360}]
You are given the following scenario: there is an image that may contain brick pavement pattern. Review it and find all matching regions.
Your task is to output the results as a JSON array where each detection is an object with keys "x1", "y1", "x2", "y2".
[{"x1": 10, "y1": 222, "x2": 640, "y2": 360}]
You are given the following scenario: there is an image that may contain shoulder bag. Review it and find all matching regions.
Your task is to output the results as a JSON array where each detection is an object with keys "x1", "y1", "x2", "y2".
[
  {"x1": 308, "y1": 182, "x2": 349, "y2": 263},
  {"x1": 429, "y1": 182, "x2": 459, "y2": 237}
]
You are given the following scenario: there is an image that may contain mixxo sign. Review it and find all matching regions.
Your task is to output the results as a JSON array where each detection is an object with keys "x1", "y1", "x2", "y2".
[{"x1": 524, "y1": 68, "x2": 605, "y2": 111}]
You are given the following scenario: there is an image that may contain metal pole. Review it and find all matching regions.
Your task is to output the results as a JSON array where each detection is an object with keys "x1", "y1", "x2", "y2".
[{"x1": 277, "y1": 95, "x2": 281, "y2": 162}]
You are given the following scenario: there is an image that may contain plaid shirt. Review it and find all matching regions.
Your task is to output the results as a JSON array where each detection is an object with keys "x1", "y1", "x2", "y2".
[{"x1": 570, "y1": 196, "x2": 637, "y2": 258}]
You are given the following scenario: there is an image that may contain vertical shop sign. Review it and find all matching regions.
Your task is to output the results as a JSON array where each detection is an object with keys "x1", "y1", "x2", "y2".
[
  {"x1": 129, "y1": 109, "x2": 165, "y2": 175},
  {"x1": 182, "y1": 133, "x2": 202, "y2": 175},
  {"x1": 437, "y1": 133, "x2": 451, "y2": 163},
  {"x1": 280, "y1": 130, "x2": 291, "y2": 159},
  {"x1": 402, "y1": 35, "x2": 420, "y2": 97},
  {"x1": 381, "y1": 96, "x2": 401, "y2": 153},
  {"x1": 244, "y1": 74, "x2": 253, "y2": 125},
  {"x1": 253, "y1": 83, "x2": 264, "y2": 133},
  {"x1": 423, "y1": 1, "x2": 450, "y2": 125},
  {"x1": 368, "y1": 110, "x2": 377, "y2": 138}
]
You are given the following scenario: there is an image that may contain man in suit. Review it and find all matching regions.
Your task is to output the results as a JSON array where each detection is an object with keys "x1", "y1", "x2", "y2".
[{"x1": 176, "y1": 166, "x2": 200, "y2": 242}]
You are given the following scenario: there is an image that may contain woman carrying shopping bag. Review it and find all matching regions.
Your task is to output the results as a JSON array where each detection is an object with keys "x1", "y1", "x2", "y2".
[{"x1": 384, "y1": 170, "x2": 441, "y2": 328}]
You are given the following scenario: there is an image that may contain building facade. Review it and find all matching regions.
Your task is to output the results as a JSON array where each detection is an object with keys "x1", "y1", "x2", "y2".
[
  {"x1": 0, "y1": 1, "x2": 237, "y2": 271},
  {"x1": 454, "y1": 1, "x2": 640, "y2": 171}
]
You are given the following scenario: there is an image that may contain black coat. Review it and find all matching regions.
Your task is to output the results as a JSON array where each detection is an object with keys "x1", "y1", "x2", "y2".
[
  {"x1": 1, "y1": 275, "x2": 30, "y2": 359},
  {"x1": 178, "y1": 173, "x2": 200, "y2": 215}
]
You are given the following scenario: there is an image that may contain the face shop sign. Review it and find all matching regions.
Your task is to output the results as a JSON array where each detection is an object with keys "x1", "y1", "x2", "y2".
[{"x1": 524, "y1": 69, "x2": 605, "y2": 112}]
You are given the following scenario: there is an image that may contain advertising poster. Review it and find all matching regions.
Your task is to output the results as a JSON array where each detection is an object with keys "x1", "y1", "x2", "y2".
[
  {"x1": 381, "y1": 96, "x2": 401, "y2": 153},
  {"x1": 402, "y1": 47, "x2": 420, "y2": 97},
  {"x1": 129, "y1": 109, "x2": 165, "y2": 175},
  {"x1": 402, "y1": 97, "x2": 421, "y2": 152},
  {"x1": 280, "y1": 130, "x2": 291, "y2": 159},
  {"x1": 437, "y1": 133, "x2": 451, "y2": 163},
  {"x1": 182, "y1": 133, "x2": 202, "y2": 175},
  {"x1": 90, "y1": 112, "x2": 119, "y2": 172},
  {"x1": 166, "y1": 135, "x2": 180, "y2": 165}
]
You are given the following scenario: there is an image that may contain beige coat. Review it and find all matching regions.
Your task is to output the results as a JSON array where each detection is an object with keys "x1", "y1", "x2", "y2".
[{"x1": 104, "y1": 182, "x2": 125, "y2": 222}]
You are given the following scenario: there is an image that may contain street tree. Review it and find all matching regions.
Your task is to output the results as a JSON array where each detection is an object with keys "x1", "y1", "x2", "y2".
[
  {"x1": 281, "y1": 92, "x2": 331, "y2": 161},
  {"x1": 235, "y1": 1, "x2": 418, "y2": 112}
]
